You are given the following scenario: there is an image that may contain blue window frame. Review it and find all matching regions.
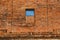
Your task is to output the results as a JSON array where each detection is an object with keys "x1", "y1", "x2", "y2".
[{"x1": 26, "y1": 9, "x2": 34, "y2": 16}]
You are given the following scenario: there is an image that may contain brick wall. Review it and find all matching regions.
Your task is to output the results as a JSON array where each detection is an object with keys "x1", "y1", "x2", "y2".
[{"x1": 0, "y1": 0, "x2": 60, "y2": 38}]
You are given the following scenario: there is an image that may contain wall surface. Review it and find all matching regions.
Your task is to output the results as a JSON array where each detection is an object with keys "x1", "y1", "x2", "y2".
[{"x1": 0, "y1": 0, "x2": 60, "y2": 38}]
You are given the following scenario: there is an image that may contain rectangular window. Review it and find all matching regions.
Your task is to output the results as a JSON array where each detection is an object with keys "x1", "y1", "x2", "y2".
[{"x1": 26, "y1": 9, "x2": 34, "y2": 16}]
